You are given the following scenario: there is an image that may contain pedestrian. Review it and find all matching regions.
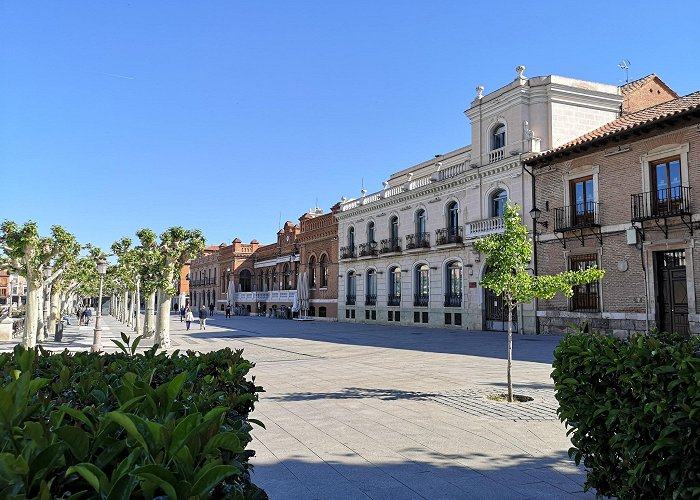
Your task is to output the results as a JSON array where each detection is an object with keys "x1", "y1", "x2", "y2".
[
  {"x1": 78, "y1": 306, "x2": 84, "y2": 325},
  {"x1": 180, "y1": 306, "x2": 185, "y2": 322},
  {"x1": 184, "y1": 306, "x2": 194, "y2": 331},
  {"x1": 198, "y1": 305, "x2": 207, "y2": 330},
  {"x1": 84, "y1": 307, "x2": 93, "y2": 326},
  {"x1": 209, "y1": 303, "x2": 214, "y2": 317},
  {"x1": 225, "y1": 303, "x2": 231, "y2": 318}
]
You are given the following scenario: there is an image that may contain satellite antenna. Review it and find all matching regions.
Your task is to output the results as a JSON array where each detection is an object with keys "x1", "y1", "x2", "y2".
[{"x1": 618, "y1": 59, "x2": 631, "y2": 83}]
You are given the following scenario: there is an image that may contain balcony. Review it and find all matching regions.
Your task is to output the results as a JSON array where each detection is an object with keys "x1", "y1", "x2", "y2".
[
  {"x1": 465, "y1": 216, "x2": 504, "y2": 238},
  {"x1": 340, "y1": 246, "x2": 356, "y2": 259},
  {"x1": 405, "y1": 232, "x2": 430, "y2": 250},
  {"x1": 365, "y1": 294, "x2": 377, "y2": 306},
  {"x1": 444, "y1": 293, "x2": 462, "y2": 307},
  {"x1": 554, "y1": 202, "x2": 601, "y2": 232},
  {"x1": 436, "y1": 227, "x2": 463, "y2": 245},
  {"x1": 387, "y1": 294, "x2": 401, "y2": 306},
  {"x1": 631, "y1": 187, "x2": 691, "y2": 222},
  {"x1": 488, "y1": 147, "x2": 505, "y2": 164},
  {"x1": 346, "y1": 294, "x2": 356, "y2": 306},
  {"x1": 359, "y1": 242, "x2": 379, "y2": 257},
  {"x1": 414, "y1": 294, "x2": 429, "y2": 307},
  {"x1": 380, "y1": 237, "x2": 402, "y2": 254}
]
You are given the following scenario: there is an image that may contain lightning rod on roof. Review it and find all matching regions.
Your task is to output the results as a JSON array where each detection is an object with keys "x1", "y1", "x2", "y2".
[{"x1": 618, "y1": 59, "x2": 631, "y2": 83}]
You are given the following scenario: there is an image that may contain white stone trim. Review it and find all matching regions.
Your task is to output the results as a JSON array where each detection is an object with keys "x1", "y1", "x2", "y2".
[{"x1": 640, "y1": 143, "x2": 690, "y2": 193}]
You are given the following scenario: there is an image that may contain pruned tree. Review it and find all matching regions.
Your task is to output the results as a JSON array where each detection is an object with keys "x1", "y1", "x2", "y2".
[{"x1": 474, "y1": 203, "x2": 605, "y2": 402}]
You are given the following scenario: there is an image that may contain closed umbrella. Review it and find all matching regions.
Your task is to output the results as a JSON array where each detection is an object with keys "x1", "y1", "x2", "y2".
[
  {"x1": 300, "y1": 271, "x2": 310, "y2": 318},
  {"x1": 292, "y1": 275, "x2": 300, "y2": 313}
]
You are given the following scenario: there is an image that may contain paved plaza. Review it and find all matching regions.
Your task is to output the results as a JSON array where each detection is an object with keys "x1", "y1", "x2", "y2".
[{"x1": 3, "y1": 314, "x2": 593, "y2": 499}]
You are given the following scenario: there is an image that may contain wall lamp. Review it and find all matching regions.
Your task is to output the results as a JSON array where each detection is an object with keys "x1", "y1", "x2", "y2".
[{"x1": 529, "y1": 207, "x2": 548, "y2": 229}]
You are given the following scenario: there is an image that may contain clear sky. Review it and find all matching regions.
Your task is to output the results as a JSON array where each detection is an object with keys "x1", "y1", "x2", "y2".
[{"x1": 2, "y1": 1, "x2": 698, "y2": 252}]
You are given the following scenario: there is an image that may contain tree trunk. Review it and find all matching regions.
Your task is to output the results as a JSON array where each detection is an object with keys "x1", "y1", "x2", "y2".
[
  {"x1": 125, "y1": 290, "x2": 131, "y2": 326},
  {"x1": 143, "y1": 291, "x2": 155, "y2": 338},
  {"x1": 48, "y1": 288, "x2": 60, "y2": 341},
  {"x1": 25, "y1": 284, "x2": 40, "y2": 348},
  {"x1": 507, "y1": 302, "x2": 514, "y2": 403},
  {"x1": 155, "y1": 287, "x2": 172, "y2": 350},
  {"x1": 134, "y1": 279, "x2": 141, "y2": 336}
]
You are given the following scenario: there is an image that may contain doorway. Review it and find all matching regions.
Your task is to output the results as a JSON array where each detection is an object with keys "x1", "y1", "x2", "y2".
[{"x1": 655, "y1": 250, "x2": 689, "y2": 336}]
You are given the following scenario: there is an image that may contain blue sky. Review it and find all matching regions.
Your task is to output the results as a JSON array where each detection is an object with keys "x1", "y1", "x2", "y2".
[{"x1": 2, "y1": 1, "x2": 698, "y2": 252}]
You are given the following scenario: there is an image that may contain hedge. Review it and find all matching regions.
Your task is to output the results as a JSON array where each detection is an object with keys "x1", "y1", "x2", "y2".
[
  {"x1": 552, "y1": 331, "x2": 700, "y2": 498},
  {"x1": 0, "y1": 334, "x2": 267, "y2": 499}
]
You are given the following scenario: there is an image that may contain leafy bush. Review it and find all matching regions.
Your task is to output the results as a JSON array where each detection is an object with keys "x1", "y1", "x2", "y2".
[
  {"x1": 0, "y1": 334, "x2": 267, "y2": 499},
  {"x1": 552, "y1": 331, "x2": 700, "y2": 499}
]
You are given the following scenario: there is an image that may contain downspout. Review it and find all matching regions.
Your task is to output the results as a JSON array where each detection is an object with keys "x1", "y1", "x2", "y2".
[{"x1": 522, "y1": 162, "x2": 540, "y2": 334}]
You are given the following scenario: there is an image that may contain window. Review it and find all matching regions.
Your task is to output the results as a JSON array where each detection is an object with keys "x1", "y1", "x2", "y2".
[
  {"x1": 570, "y1": 254, "x2": 600, "y2": 312},
  {"x1": 570, "y1": 176, "x2": 595, "y2": 225},
  {"x1": 414, "y1": 264, "x2": 429, "y2": 306},
  {"x1": 346, "y1": 271, "x2": 356, "y2": 305},
  {"x1": 445, "y1": 261, "x2": 462, "y2": 307},
  {"x1": 309, "y1": 256, "x2": 317, "y2": 288},
  {"x1": 491, "y1": 189, "x2": 507, "y2": 217},
  {"x1": 367, "y1": 222, "x2": 375, "y2": 243},
  {"x1": 282, "y1": 263, "x2": 291, "y2": 290},
  {"x1": 447, "y1": 201, "x2": 459, "y2": 233},
  {"x1": 348, "y1": 227, "x2": 355, "y2": 248},
  {"x1": 652, "y1": 156, "x2": 683, "y2": 213},
  {"x1": 319, "y1": 254, "x2": 328, "y2": 287},
  {"x1": 271, "y1": 269, "x2": 277, "y2": 290},
  {"x1": 319, "y1": 306, "x2": 326, "y2": 318},
  {"x1": 415, "y1": 209, "x2": 426, "y2": 235},
  {"x1": 388, "y1": 266, "x2": 401, "y2": 305},
  {"x1": 366, "y1": 269, "x2": 377, "y2": 305},
  {"x1": 492, "y1": 124, "x2": 506, "y2": 150},
  {"x1": 239, "y1": 269, "x2": 251, "y2": 292},
  {"x1": 390, "y1": 216, "x2": 399, "y2": 242}
]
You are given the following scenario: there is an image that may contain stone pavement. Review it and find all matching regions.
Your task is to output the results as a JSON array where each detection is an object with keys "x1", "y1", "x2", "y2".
[{"x1": 2, "y1": 312, "x2": 594, "y2": 499}]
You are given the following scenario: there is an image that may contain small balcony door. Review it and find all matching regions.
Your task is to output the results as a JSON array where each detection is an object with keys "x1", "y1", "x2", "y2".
[
  {"x1": 570, "y1": 176, "x2": 594, "y2": 226},
  {"x1": 652, "y1": 157, "x2": 682, "y2": 215}
]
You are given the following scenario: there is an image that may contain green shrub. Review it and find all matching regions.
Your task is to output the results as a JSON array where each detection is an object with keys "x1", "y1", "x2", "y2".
[
  {"x1": 0, "y1": 335, "x2": 267, "y2": 499},
  {"x1": 552, "y1": 331, "x2": 700, "y2": 499}
]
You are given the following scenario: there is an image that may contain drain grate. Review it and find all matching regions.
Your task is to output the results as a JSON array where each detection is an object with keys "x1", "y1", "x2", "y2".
[{"x1": 430, "y1": 387, "x2": 560, "y2": 421}]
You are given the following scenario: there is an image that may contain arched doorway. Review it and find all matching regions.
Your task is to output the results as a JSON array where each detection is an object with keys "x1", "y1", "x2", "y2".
[{"x1": 483, "y1": 267, "x2": 517, "y2": 332}]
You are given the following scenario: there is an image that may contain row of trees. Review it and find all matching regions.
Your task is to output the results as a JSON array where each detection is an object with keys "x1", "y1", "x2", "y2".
[{"x1": 0, "y1": 221, "x2": 204, "y2": 351}]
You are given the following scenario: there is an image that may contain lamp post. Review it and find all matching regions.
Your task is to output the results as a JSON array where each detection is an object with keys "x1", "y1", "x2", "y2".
[
  {"x1": 91, "y1": 259, "x2": 108, "y2": 352},
  {"x1": 42, "y1": 265, "x2": 52, "y2": 341}
]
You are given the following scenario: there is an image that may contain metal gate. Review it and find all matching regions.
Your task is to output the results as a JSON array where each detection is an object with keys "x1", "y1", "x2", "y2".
[
  {"x1": 484, "y1": 287, "x2": 517, "y2": 332},
  {"x1": 656, "y1": 250, "x2": 689, "y2": 336}
]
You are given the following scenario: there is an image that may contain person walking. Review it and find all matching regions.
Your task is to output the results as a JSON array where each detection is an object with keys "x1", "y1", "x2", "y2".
[
  {"x1": 225, "y1": 303, "x2": 231, "y2": 318},
  {"x1": 180, "y1": 306, "x2": 185, "y2": 322},
  {"x1": 209, "y1": 303, "x2": 214, "y2": 317},
  {"x1": 84, "y1": 307, "x2": 93, "y2": 326},
  {"x1": 198, "y1": 305, "x2": 207, "y2": 330},
  {"x1": 184, "y1": 306, "x2": 194, "y2": 331}
]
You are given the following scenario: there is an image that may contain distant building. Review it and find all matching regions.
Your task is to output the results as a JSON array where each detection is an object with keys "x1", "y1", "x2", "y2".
[
  {"x1": 0, "y1": 270, "x2": 9, "y2": 306},
  {"x1": 188, "y1": 245, "x2": 221, "y2": 309}
]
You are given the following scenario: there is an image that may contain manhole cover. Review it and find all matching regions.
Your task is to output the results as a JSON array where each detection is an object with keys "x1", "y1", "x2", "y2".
[{"x1": 430, "y1": 387, "x2": 559, "y2": 421}]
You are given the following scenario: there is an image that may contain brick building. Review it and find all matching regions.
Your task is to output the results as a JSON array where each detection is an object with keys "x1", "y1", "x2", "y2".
[
  {"x1": 0, "y1": 270, "x2": 9, "y2": 307},
  {"x1": 217, "y1": 238, "x2": 260, "y2": 312},
  {"x1": 527, "y1": 79, "x2": 700, "y2": 336},
  {"x1": 188, "y1": 245, "x2": 221, "y2": 309}
]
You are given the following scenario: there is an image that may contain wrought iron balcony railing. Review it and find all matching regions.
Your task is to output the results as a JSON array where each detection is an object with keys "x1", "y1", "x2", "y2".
[
  {"x1": 405, "y1": 232, "x2": 430, "y2": 250},
  {"x1": 554, "y1": 202, "x2": 601, "y2": 232},
  {"x1": 380, "y1": 237, "x2": 402, "y2": 254},
  {"x1": 436, "y1": 227, "x2": 463, "y2": 245},
  {"x1": 340, "y1": 246, "x2": 356, "y2": 259},
  {"x1": 359, "y1": 242, "x2": 379, "y2": 257},
  {"x1": 414, "y1": 294, "x2": 429, "y2": 307},
  {"x1": 365, "y1": 294, "x2": 377, "y2": 306},
  {"x1": 444, "y1": 293, "x2": 462, "y2": 307},
  {"x1": 631, "y1": 187, "x2": 691, "y2": 222},
  {"x1": 387, "y1": 294, "x2": 401, "y2": 306},
  {"x1": 346, "y1": 294, "x2": 356, "y2": 306}
]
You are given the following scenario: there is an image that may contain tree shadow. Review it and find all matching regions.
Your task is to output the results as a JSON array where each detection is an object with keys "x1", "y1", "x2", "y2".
[{"x1": 268, "y1": 387, "x2": 438, "y2": 402}]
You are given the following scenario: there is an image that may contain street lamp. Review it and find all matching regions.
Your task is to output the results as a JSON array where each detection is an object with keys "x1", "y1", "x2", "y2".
[
  {"x1": 91, "y1": 259, "x2": 108, "y2": 352},
  {"x1": 42, "y1": 265, "x2": 52, "y2": 341},
  {"x1": 529, "y1": 207, "x2": 548, "y2": 229}
]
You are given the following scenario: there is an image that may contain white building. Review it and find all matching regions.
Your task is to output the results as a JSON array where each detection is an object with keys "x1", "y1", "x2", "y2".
[{"x1": 337, "y1": 67, "x2": 624, "y2": 332}]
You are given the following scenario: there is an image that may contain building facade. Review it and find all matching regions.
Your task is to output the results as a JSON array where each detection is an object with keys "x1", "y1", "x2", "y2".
[
  {"x1": 528, "y1": 81, "x2": 700, "y2": 336},
  {"x1": 337, "y1": 67, "x2": 632, "y2": 332},
  {"x1": 188, "y1": 245, "x2": 221, "y2": 309},
  {"x1": 218, "y1": 238, "x2": 260, "y2": 312},
  {"x1": 0, "y1": 270, "x2": 9, "y2": 307}
]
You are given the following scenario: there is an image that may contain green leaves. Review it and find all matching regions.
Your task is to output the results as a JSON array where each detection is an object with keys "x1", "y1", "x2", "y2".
[{"x1": 553, "y1": 332, "x2": 700, "y2": 498}]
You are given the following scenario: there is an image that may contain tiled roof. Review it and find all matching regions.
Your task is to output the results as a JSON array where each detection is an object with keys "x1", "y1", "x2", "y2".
[{"x1": 527, "y1": 91, "x2": 700, "y2": 164}]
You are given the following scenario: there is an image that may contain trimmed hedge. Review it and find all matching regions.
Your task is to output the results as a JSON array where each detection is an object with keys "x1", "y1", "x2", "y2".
[
  {"x1": 0, "y1": 335, "x2": 267, "y2": 499},
  {"x1": 552, "y1": 331, "x2": 700, "y2": 499}
]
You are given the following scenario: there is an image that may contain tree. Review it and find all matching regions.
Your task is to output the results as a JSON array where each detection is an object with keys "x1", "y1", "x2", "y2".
[{"x1": 474, "y1": 203, "x2": 605, "y2": 402}]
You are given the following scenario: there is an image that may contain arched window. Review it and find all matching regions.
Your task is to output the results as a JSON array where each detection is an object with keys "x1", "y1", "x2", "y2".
[
  {"x1": 415, "y1": 209, "x2": 426, "y2": 235},
  {"x1": 388, "y1": 266, "x2": 401, "y2": 306},
  {"x1": 319, "y1": 254, "x2": 328, "y2": 288},
  {"x1": 415, "y1": 264, "x2": 429, "y2": 306},
  {"x1": 389, "y1": 216, "x2": 399, "y2": 243},
  {"x1": 445, "y1": 261, "x2": 463, "y2": 307},
  {"x1": 492, "y1": 124, "x2": 506, "y2": 150},
  {"x1": 447, "y1": 201, "x2": 459, "y2": 232},
  {"x1": 239, "y1": 269, "x2": 252, "y2": 292},
  {"x1": 271, "y1": 268, "x2": 277, "y2": 290},
  {"x1": 264, "y1": 270, "x2": 271, "y2": 291},
  {"x1": 367, "y1": 221, "x2": 375, "y2": 243},
  {"x1": 491, "y1": 189, "x2": 507, "y2": 217},
  {"x1": 366, "y1": 269, "x2": 377, "y2": 305},
  {"x1": 282, "y1": 263, "x2": 291, "y2": 290},
  {"x1": 346, "y1": 271, "x2": 356, "y2": 305},
  {"x1": 348, "y1": 226, "x2": 355, "y2": 248},
  {"x1": 308, "y1": 256, "x2": 317, "y2": 288}
]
